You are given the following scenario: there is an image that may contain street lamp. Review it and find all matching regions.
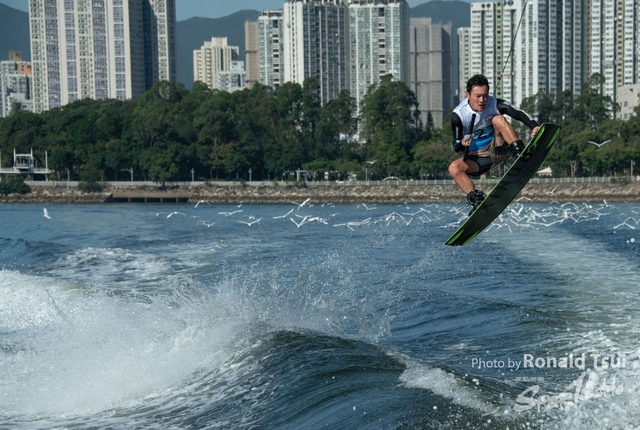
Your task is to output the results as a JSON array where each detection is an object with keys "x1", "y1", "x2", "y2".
[
  {"x1": 365, "y1": 160, "x2": 376, "y2": 183},
  {"x1": 129, "y1": 167, "x2": 133, "y2": 182}
]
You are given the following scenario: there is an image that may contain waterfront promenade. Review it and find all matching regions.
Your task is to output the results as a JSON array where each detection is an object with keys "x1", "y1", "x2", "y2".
[{"x1": 1, "y1": 177, "x2": 639, "y2": 204}]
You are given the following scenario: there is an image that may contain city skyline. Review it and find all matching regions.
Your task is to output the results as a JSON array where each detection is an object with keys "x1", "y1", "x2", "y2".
[{"x1": 0, "y1": 0, "x2": 446, "y2": 20}]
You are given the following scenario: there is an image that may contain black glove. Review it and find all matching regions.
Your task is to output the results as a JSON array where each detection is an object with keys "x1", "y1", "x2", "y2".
[{"x1": 453, "y1": 140, "x2": 464, "y2": 153}]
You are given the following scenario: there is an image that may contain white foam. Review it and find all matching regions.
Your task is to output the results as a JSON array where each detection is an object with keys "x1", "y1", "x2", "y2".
[
  {"x1": 400, "y1": 365, "x2": 498, "y2": 414},
  {"x1": 497, "y1": 224, "x2": 640, "y2": 427},
  {"x1": 395, "y1": 353, "x2": 498, "y2": 414},
  {"x1": 0, "y1": 270, "x2": 242, "y2": 418},
  {"x1": 0, "y1": 270, "x2": 73, "y2": 331}
]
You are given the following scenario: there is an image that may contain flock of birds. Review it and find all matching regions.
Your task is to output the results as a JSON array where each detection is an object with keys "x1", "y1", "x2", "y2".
[{"x1": 40, "y1": 198, "x2": 640, "y2": 239}]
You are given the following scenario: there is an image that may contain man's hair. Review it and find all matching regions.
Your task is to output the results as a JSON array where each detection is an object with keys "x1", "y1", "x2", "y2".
[{"x1": 466, "y1": 74, "x2": 490, "y2": 94}]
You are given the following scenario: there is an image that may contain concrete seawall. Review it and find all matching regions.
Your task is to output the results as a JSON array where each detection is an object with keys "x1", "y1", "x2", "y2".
[{"x1": 1, "y1": 181, "x2": 639, "y2": 204}]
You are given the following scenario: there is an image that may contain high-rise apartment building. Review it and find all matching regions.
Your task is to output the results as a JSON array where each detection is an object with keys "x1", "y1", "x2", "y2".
[
  {"x1": 258, "y1": 10, "x2": 285, "y2": 90},
  {"x1": 410, "y1": 17, "x2": 453, "y2": 129},
  {"x1": 216, "y1": 61, "x2": 247, "y2": 93},
  {"x1": 283, "y1": 0, "x2": 349, "y2": 105},
  {"x1": 618, "y1": 84, "x2": 640, "y2": 120},
  {"x1": 1, "y1": 59, "x2": 33, "y2": 117},
  {"x1": 461, "y1": 0, "x2": 581, "y2": 108},
  {"x1": 193, "y1": 37, "x2": 240, "y2": 91},
  {"x1": 468, "y1": 2, "x2": 501, "y2": 96},
  {"x1": 511, "y1": 0, "x2": 581, "y2": 104},
  {"x1": 348, "y1": 0, "x2": 410, "y2": 112},
  {"x1": 244, "y1": 20, "x2": 259, "y2": 89},
  {"x1": 28, "y1": 0, "x2": 176, "y2": 114},
  {"x1": 588, "y1": 0, "x2": 639, "y2": 111},
  {"x1": 457, "y1": 27, "x2": 471, "y2": 99}
]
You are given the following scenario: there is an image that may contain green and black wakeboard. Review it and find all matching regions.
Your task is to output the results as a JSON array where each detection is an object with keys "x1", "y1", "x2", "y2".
[{"x1": 445, "y1": 123, "x2": 561, "y2": 246}]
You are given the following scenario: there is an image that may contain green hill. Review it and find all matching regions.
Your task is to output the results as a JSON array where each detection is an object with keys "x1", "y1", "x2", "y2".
[{"x1": 0, "y1": 3, "x2": 30, "y2": 61}]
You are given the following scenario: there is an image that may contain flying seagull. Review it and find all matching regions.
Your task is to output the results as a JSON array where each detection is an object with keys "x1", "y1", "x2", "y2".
[
  {"x1": 238, "y1": 218, "x2": 261, "y2": 227},
  {"x1": 43, "y1": 208, "x2": 51, "y2": 219},
  {"x1": 273, "y1": 208, "x2": 294, "y2": 219},
  {"x1": 365, "y1": 160, "x2": 378, "y2": 164},
  {"x1": 587, "y1": 139, "x2": 611, "y2": 148},
  {"x1": 219, "y1": 210, "x2": 243, "y2": 217},
  {"x1": 291, "y1": 198, "x2": 311, "y2": 211}
]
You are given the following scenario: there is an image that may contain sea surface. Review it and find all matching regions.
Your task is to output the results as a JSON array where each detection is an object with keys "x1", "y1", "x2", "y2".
[{"x1": 1, "y1": 200, "x2": 640, "y2": 429}]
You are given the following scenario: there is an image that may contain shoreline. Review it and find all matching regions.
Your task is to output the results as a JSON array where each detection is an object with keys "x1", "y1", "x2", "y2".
[{"x1": 1, "y1": 181, "x2": 639, "y2": 204}]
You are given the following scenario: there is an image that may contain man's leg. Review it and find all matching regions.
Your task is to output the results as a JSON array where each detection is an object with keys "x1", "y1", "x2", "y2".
[
  {"x1": 492, "y1": 115, "x2": 525, "y2": 156},
  {"x1": 448, "y1": 158, "x2": 478, "y2": 194},
  {"x1": 448, "y1": 158, "x2": 486, "y2": 214}
]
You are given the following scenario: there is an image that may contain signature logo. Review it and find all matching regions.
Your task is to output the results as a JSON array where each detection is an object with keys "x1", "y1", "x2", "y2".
[{"x1": 514, "y1": 371, "x2": 624, "y2": 412}]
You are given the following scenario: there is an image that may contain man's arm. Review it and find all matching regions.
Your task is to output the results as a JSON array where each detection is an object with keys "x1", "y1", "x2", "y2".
[
  {"x1": 451, "y1": 112, "x2": 465, "y2": 152},
  {"x1": 497, "y1": 99, "x2": 539, "y2": 129}
]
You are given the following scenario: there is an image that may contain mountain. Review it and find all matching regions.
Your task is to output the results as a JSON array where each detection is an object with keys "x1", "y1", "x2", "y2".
[
  {"x1": 0, "y1": 3, "x2": 30, "y2": 61},
  {"x1": 411, "y1": 0, "x2": 470, "y2": 31},
  {"x1": 176, "y1": 10, "x2": 258, "y2": 89}
]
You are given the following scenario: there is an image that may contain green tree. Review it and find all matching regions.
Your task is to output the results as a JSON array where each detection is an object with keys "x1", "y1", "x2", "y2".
[
  {"x1": 360, "y1": 75, "x2": 422, "y2": 177},
  {"x1": 574, "y1": 74, "x2": 616, "y2": 130}
]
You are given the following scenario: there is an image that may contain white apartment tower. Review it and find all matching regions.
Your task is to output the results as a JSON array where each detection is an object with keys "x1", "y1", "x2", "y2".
[
  {"x1": 588, "y1": 0, "x2": 639, "y2": 110},
  {"x1": 193, "y1": 37, "x2": 240, "y2": 90},
  {"x1": 513, "y1": 0, "x2": 581, "y2": 104},
  {"x1": 468, "y1": 2, "x2": 502, "y2": 96},
  {"x1": 216, "y1": 61, "x2": 247, "y2": 93},
  {"x1": 463, "y1": 0, "x2": 582, "y2": 107},
  {"x1": 410, "y1": 17, "x2": 453, "y2": 129},
  {"x1": 457, "y1": 26, "x2": 471, "y2": 100},
  {"x1": 28, "y1": 0, "x2": 176, "y2": 114},
  {"x1": 1, "y1": 60, "x2": 33, "y2": 117},
  {"x1": 348, "y1": 0, "x2": 410, "y2": 111},
  {"x1": 283, "y1": 0, "x2": 349, "y2": 105},
  {"x1": 258, "y1": 10, "x2": 285, "y2": 89}
]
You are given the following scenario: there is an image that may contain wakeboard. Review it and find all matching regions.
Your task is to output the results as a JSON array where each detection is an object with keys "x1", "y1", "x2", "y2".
[{"x1": 445, "y1": 123, "x2": 561, "y2": 246}]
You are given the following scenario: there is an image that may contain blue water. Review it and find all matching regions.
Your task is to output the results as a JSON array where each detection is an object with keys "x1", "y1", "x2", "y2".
[{"x1": 1, "y1": 201, "x2": 640, "y2": 429}]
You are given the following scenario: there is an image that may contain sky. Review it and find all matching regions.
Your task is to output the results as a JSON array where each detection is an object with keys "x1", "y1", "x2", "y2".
[{"x1": 1, "y1": 0, "x2": 435, "y2": 20}]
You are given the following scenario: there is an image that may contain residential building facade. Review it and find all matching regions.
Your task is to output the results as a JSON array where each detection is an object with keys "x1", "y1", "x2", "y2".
[
  {"x1": 410, "y1": 17, "x2": 453, "y2": 129},
  {"x1": 216, "y1": 61, "x2": 247, "y2": 93},
  {"x1": 258, "y1": 10, "x2": 285, "y2": 90},
  {"x1": 1, "y1": 60, "x2": 33, "y2": 117},
  {"x1": 244, "y1": 20, "x2": 259, "y2": 89},
  {"x1": 588, "y1": 0, "x2": 640, "y2": 113},
  {"x1": 193, "y1": 37, "x2": 240, "y2": 90},
  {"x1": 457, "y1": 26, "x2": 471, "y2": 100},
  {"x1": 28, "y1": 0, "x2": 176, "y2": 113},
  {"x1": 283, "y1": 0, "x2": 349, "y2": 105},
  {"x1": 618, "y1": 84, "x2": 640, "y2": 120},
  {"x1": 461, "y1": 0, "x2": 582, "y2": 108},
  {"x1": 348, "y1": 0, "x2": 410, "y2": 112}
]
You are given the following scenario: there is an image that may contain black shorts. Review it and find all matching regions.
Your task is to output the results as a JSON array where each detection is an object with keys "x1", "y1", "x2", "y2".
[
  {"x1": 465, "y1": 154, "x2": 494, "y2": 176},
  {"x1": 465, "y1": 139, "x2": 511, "y2": 177}
]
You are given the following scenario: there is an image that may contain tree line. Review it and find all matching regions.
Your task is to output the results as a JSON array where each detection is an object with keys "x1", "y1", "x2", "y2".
[{"x1": 0, "y1": 73, "x2": 638, "y2": 184}]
